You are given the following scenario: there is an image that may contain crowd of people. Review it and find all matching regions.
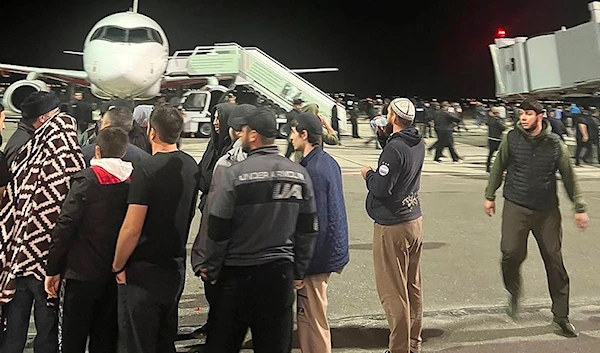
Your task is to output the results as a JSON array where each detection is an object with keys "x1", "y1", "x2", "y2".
[{"x1": 0, "y1": 89, "x2": 593, "y2": 353}]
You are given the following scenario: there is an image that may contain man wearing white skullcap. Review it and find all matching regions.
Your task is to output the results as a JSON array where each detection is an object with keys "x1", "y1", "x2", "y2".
[{"x1": 361, "y1": 98, "x2": 425, "y2": 353}]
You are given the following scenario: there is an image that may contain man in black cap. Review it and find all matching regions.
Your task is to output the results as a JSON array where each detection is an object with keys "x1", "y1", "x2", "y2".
[
  {"x1": 485, "y1": 97, "x2": 589, "y2": 337},
  {"x1": 5, "y1": 91, "x2": 61, "y2": 165},
  {"x1": 285, "y1": 98, "x2": 304, "y2": 157},
  {"x1": 201, "y1": 107, "x2": 318, "y2": 353}
]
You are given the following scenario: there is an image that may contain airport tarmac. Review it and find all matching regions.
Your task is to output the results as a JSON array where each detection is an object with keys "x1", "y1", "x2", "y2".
[{"x1": 10, "y1": 120, "x2": 600, "y2": 352}]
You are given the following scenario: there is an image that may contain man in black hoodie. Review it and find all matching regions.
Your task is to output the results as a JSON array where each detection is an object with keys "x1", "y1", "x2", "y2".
[
  {"x1": 45, "y1": 127, "x2": 132, "y2": 353},
  {"x1": 361, "y1": 98, "x2": 424, "y2": 353}
]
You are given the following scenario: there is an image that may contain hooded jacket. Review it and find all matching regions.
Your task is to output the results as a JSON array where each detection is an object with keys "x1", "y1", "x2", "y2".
[
  {"x1": 365, "y1": 127, "x2": 425, "y2": 225},
  {"x1": 197, "y1": 103, "x2": 236, "y2": 210},
  {"x1": 46, "y1": 158, "x2": 133, "y2": 281}
]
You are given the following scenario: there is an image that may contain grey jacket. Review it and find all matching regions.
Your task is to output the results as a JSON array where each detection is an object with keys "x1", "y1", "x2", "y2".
[
  {"x1": 202, "y1": 145, "x2": 318, "y2": 281},
  {"x1": 191, "y1": 139, "x2": 247, "y2": 275}
]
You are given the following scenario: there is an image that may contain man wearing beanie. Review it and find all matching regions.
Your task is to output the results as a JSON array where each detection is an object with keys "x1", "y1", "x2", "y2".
[
  {"x1": 4, "y1": 91, "x2": 61, "y2": 165},
  {"x1": 200, "y1": 107, "x2": 317, "y2": 352},
  {"x1": 0, "y1": 90, "x2": 85, "y2": 353},
  {"x1": 485, "y1": 97, "x2": 589, "y2": 338},
  {"x1": 290, "y1": 112, "x2": 349, "y2": 353},
  {"x1": 361, "y1": 98, "x2": 425, "y2": 353}
]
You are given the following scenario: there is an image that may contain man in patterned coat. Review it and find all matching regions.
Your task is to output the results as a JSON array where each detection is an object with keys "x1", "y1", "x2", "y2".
[{"x1": 0, "y1": 91, "x2": 85, "y2": 353}]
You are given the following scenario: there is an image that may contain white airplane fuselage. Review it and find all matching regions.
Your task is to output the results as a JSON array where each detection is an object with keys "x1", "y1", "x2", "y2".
[{"x1": 83, "y1": 12, "x2": 169, "y2": 100}]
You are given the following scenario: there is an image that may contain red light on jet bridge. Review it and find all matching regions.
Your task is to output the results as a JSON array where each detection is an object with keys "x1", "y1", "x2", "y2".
[{"x1": 496, "y1": 28, "x2": 507, "y2": 38}]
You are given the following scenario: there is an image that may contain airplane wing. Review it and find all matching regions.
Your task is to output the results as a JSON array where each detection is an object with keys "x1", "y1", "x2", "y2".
[{"x1": 0, "y1": 63, "x2": 89, "y2": 87}]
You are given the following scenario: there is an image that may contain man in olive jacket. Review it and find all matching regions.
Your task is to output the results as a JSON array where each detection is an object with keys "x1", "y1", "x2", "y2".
[{"x1": 484, "y1": 98, "x2": 589, "y2": 338}]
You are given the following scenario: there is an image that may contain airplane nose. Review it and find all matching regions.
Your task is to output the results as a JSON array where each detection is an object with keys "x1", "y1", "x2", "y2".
[{"x1": 99, "y1": 54, "x2": 148, "y2": 95}]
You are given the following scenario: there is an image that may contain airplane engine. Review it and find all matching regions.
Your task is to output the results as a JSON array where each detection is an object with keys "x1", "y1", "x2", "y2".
[{"x1": 2, "y1": 79, "x2": 49, "y2": 114}]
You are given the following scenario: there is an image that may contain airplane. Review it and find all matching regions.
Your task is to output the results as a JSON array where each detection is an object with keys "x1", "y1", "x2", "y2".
[{"x1": 0, "y1": 0, "x2": 338, "y2": 118}]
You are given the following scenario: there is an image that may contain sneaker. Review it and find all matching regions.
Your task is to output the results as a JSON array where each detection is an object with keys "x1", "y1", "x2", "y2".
[
  {"x1": 553, "y1": 317, "x2": 578, "y2": 337},
  {"x1": 506, "y1": 294, "x2": 519, "y2": 319},
  {"x1": 434, "y1": 160, "x2": 442, "y2": 164}
]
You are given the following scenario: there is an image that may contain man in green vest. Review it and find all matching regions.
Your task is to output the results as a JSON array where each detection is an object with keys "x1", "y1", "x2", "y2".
[{"x1": 484, "y1": 97, "x2": 589, "y2": 338}]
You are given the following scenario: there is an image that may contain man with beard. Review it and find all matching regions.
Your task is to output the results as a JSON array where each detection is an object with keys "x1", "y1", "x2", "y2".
[
  {"x1": 200, "y1": 107, "x2": 317, "y2": 353},
  {"x1": 484, "y1": 98, "x2": 589, "y2": 338}
]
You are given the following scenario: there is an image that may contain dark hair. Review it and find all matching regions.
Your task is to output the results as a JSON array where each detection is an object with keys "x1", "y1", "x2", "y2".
[
  {"x1": 0, "y1": 103, "x2": 4, "y2": 113},
  {"x1": 97, "y1": 126, "x2": 129, "y2": 158},
  {"x1": 291, "y1": 120, "x2": 321, "y2": 146},
  {"x1": 149, "y1": 106, "x2": 183, "y2": 144},
  {"x1": 105, "y1": 106, "x2": 133, "y2": 132}
]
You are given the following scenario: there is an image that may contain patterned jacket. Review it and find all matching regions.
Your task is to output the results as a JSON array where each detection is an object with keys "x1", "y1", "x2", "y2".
[{"x1": 0, "y1": 114, "x2": 85, "y2": 303}]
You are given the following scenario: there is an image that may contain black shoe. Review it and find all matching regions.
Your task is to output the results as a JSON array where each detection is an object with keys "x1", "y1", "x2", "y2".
[
  {"x1": 191, "y1": 323, "x2": 209, "y2": 338},
  {"x1": 506, "y1": 294, "x2": 519, "y2": 318},
  {"x1": 553, "y1": 317, "x2": 578, "y2": 337}
]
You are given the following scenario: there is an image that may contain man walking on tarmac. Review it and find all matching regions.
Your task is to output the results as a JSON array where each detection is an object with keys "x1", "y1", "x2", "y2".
[
  {"x1": 361, "y1": 98, "x2": 425, "y2": 353},
  {"x1": 484, "y1": 97, "x2": 589, "y2": 338}
]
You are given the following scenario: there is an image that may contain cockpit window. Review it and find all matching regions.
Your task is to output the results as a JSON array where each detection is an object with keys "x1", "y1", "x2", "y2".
[
  {"x1": 104, "y1": 27, "x2": 127, "y2": 42},
  {"x1": 90, "y1": 26, "x2": 164, "y2": 45}
]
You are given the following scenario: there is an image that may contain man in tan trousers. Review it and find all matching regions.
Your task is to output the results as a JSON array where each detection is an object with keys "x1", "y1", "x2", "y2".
[
  {"x1": 361, "y1": 98, "x2": 425, "y2": 353},
  {"x1": 290, "y1": 112, "x2": 350, "y2": 353}
]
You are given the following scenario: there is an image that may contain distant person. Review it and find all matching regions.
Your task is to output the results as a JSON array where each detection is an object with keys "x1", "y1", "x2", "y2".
[
  {"x1": 70, "y1": 91, "x2": 94, "y2": 133},
  {"x1": 45, "y1": 127, "x2": 132, "y2": 353},
  {"x1": 484, "y1": 98, "x2": 588, "y2": 338},
  {"x1": 0, "y1": 91, "x2": 85, "y2": 353},
  {"x1": 574, "y1": 110, "x2": 590, "y2": 166},
  {"x1": 81, "y1": 106, "x2": 150, "y2": 166},
  {"x1": 361, "y1": 98, "x2": 425, "y2": 353},
  {"x1": 285, "y1": 98, "x2": 304, "y2": 158},
  {"x1": 432, "y1": 102, "x2": 461, "y2": 163},
  {"x1": 486, "y1": 106, "x2": 505, "y2": 173},
  {"x1": 112, "y1": 106, "x2": 198, "y2": 353},
  {"x1": 331, "y1": 97, "x2": 344, "y2": 144}
]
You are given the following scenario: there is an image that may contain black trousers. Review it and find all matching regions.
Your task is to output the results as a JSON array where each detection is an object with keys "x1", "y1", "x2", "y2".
[
  {"x1": 118, "y1": 262, "x2": 181, "y2": 353},
  {"x1": 0, "y1": 276, "x2": 58, "y2": 353},
  {"x1": 486, "y1": 139, "x2": 501, "y2": 172},
  {"x1": 60, "y1": 279, "x2": 117, "y2": 353},
  {"x1": 575, "y1": 139, "x2": 591, "y2": 165},
  {"x1": 434, "y1": 130, "x2": 460, "y2": 162},
  {"x1": 205, "y1": 260, "x2": 294, "y2": 353},
  {"x1": 350, "y1": 116, "x2": 360, "y2": 138},
  {"x1": 501, "y1": 200, "x2": 570, "y2": 318}
]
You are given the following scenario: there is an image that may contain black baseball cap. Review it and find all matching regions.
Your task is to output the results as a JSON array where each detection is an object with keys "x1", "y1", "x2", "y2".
[
  {"x1": 230, "y1": 107, "x2": 278, "y2": 138},
  {"x1": 229, "y1": 104, "x2": 258, "y2": 131},
  {"x1": 293, "y1": 112, "x2": 322, "y2": 137},
  {"x1": 293, "y1": 98, "x2": 304, "y2": 105}
]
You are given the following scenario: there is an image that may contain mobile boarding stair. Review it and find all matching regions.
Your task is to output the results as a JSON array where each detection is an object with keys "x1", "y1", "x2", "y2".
[{"x1": 166, "y1": 43, "x2": 347, "y2": 132}]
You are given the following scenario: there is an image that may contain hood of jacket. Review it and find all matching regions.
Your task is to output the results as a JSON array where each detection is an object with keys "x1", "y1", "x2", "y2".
[{"x1": 388, "y1": 126, "x2": 422, "y2": 147}]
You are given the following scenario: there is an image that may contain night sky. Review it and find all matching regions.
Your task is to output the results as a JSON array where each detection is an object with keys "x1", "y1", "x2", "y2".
[{"x1": 0, "y1": 0, "x2": 593, "y2": 99}]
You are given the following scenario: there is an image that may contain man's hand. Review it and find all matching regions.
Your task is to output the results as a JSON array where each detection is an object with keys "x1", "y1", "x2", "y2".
[
  {"x1": 199, "y1": 267, "x2": 217, "y2": 285},
  {"x1": 44, "y1": 275, "x2": 61, "y2": 298},
  {"x1": 361, "y1": 166, "x2": 372, "y2": 180},
  {"x1": 294, "y1": 280, "x2": 305, "y2": 290},
  {"x1": 574, "y1": 212, "x2": 589, "y2": 230},
  {"x1": 115, "y1": 270, "x2": 127, "y2": 285},
  {"x1": 484, "y1": 200, "x2": 496, "y2": 217}
]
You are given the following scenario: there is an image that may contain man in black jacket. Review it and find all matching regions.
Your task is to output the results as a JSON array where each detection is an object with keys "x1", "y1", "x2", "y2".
[
  {"x1": 201, "y1": 108, "x2": 318, "y2": 353},
  {"x1": 485, "y1": 98, "x2": 589, "y2": 338},
  {"x1": 361, "y1": 98, "x2": 425, "y2": 353},
  {"x1": 432, "y1": 102, "x2": 461, "y2": 163},
  {"x1": 45, "y1": 127, "x2": 133, "y2": 353},
  {"x1": 285, "y1": 98, "x2": 304, "y2": 157},
  {"x1": 486, "y1": 106, "x2": 506, "y2": 173}
]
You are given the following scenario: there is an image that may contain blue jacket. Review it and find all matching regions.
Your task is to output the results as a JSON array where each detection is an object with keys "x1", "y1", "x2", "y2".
[{"x1": 301, "y1": 147, "x2": 349, "y2": 275}]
